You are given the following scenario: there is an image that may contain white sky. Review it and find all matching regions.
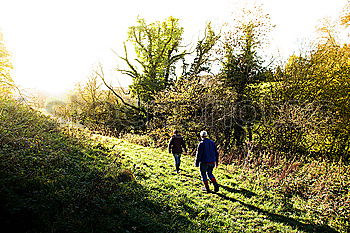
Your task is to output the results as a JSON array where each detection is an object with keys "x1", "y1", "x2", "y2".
[{"x1": 0, "y1": 0, "x2": 348, "y2": 96}]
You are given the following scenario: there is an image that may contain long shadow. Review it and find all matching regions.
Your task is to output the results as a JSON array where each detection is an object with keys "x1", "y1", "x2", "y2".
[
  {"x1": 111, "y1": 181, "x2": 194, "y2": 233},
  {"x1": 220, "y1": 184, "x2": 257, "y2": 198},
  {"x1": 221, "y1": 184, "x2": 307, "y2": 217},
  {"x1": 0, "y1": 108, "x2": 195, "y2": 233},
  {"x1": 216, "y1": 193, "x2": 339, "y2": 233},
  {"x1": 180, "y1": 172, "x2": 196, "y2": 179}
]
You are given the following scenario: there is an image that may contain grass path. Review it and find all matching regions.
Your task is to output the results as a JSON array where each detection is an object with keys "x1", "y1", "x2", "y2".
[{"x1": 96, "y1": 135, "x2": 339, "y2": 233}]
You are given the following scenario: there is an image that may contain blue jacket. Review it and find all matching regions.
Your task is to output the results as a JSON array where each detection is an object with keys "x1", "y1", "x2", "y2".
[{"x1": 195, "y1": 138, "x2": 219, "y2": 167}]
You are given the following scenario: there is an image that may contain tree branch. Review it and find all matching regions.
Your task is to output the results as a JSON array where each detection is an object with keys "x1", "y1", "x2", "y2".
[{"x1": 95, "y1": 65, "x2": 149, "y2": 116}]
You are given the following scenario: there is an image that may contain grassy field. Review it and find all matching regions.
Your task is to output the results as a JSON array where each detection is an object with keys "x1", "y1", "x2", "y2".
[
  {"x1": 94, "y1": 134, "x2": 343, "y2": 233},
  {"x1": 0, "y1": 96, "x2": 347, "y2": 232}
]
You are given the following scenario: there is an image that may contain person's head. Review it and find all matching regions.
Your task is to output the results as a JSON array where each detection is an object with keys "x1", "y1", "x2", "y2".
[
  {"x1": 200, "y1": 131, "x2": 208, "y2": 138},
  {"x1": 173, "y1": 129, "x2": 178, "y2": 135}
]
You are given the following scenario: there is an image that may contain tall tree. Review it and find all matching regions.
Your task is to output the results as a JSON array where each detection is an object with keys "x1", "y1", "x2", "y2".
[
  {"x1": 277, "y1": 28, "x2": 350, "y2": 159},
  {"x1": 119, "y1": 17, "x2": 185, "y2": 104},
  {"x1": 184, "y1": 22, "x2": 220, "y2": 77},
  {"x1": 220, "y1": 5, "x2": 273, "y2": 147}
]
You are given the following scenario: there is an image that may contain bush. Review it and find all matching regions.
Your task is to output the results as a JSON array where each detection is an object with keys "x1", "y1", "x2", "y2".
[
  {"x1": 227, "y1": 148, "x2": 350, "y2": 232},
  {"x1": 121, "y1": 133, "x2": 155, "y2": 147},
  {"x1": 148, "y1": 76, "x2": 236, "y2": 153}
]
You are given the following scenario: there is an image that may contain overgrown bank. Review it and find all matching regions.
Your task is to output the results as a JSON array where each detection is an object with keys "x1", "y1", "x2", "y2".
[
  {"x1": 0, "y1": 96, "x2": 193, "y2": 232},
  {"x1": 0, "y1": 96, "x2": 348, "y2": 232},
  {"x1": 104, "y1": 135, "x2": 349, "y2": 233}
]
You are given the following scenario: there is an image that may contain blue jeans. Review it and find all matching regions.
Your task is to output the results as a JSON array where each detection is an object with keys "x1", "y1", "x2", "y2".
[
  {"x1": 200, "y1": 163, "x2": 215, "y2": 182},
  {"x1": 173, "y1": 153, "x2": 181, "y2": 168}
]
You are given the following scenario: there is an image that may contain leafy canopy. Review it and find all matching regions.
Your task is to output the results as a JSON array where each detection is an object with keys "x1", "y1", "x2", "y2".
[{"x1": 120, "y1": 17, "x2": 185, "y2": 103}]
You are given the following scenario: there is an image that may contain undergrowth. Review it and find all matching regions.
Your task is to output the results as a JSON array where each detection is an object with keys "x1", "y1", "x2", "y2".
[
  {"x1": 223, "y1": 153, "x2": 350, "y2": 233},
  {"x1": 0, "y1": 97, "x2": 191, "y2": 232},
  {"x1": 98, "y1": 135, "x2": 347, "y2": 233},
  {"x1": 0, "y1": 96, "x2": 348, "y2": 232}
]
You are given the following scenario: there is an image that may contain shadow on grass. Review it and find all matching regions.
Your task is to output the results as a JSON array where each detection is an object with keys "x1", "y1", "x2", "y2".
[
  {"x1": 1, "y1": 167, "x2": 194, "y2": 233},
  {"x1": 215, "y1": 193, "x2": 339, "y2": 233},
  {"x1": 111, "y1": 181, "x2": 193, "y2": 233},
  {"x1": 180, "y1": 172, "x2": 196, "y2": 179},
  {"x1": 0, "y1": 117, "x2": 193, "y2": 233},
  {"x1": 220, "y1": 184, "x2": 257, "y2": 198},
  {"x1": 220, "y1": 184, "x2": 308, "y2": 217}
]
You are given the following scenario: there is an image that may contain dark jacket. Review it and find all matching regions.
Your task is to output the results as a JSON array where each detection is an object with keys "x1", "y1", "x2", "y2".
[
  {"x1": 168, "y1": 134, "x2": 187, "y2": 154},
  {"x1": 195, "y1": 138, "x2": 219, "y2": 167}
]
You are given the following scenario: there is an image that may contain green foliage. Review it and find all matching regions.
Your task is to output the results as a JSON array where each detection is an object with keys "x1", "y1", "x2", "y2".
[
  {"x1": 121, "y1": 16, "x2": 185, "y2": 103},
  {"x1": 121, "y1": 133, "x2": 155, "y2": 147},
  {"x1": 148, "y1": 76, "x2": 236, "y2": 151},
  {"x1": 219, "y1": 5, "x2": 274, "y2": 146},
  {"x1": 0, "y1": 96, "x2": 137, "y2": 232},
  {"x1": 103, "y1": 136, "x2": 348, "y2": 233},
  {"x1": 184, "y1": 22, "x2": 220, "y2": 76},
  {"x1": 228, "y1": 150, "x2": 350, "y2": 232},
  {"x1": 56, "y1": 7, "x2": 349, "y2": 164},
  {"x1": 55, "y1": 74, "x2": 146, "y2": 134},
  {"x1": 259, "y1": 36, "x2": 350, "y2": 160},
  {"x1": 0, "y1": 32, "x2": 14, "y2": 95},
  {"x1": 280, "y1": 161, "x2": 349, "y2": 226},
  {"x1": 1, "y1": 94, "x2": 348, "y2": 232},
  {"x1": 221, "y1": 5, "x2": 273, "y2": 88}
]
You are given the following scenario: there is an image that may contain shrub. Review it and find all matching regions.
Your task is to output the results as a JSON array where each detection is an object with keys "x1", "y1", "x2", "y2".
[{"x1": 121, "y1": 133, "x2": 155, "y2": 147}]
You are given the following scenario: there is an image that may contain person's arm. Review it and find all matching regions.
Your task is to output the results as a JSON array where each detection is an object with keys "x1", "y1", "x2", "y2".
[
  {"x1": 168, "y1": 137, "x2": 173, "y2": 153},
  {"x1": 214, "y1": 142, "x2": 219, "y2": 166},
  {"x1": 181, "y1": 137, "x2": 187, "y2": 153},
  {"x1": 195, "y1": 142, "x2": 203, "y2": 167}
]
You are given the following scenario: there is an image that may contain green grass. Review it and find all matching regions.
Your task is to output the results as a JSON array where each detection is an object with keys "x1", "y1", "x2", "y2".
[
  {"x1": 93, "y1": 134, "x2": 343, "y2": 233},
  {"x1": 0, "y1": 96, "x2": 347, "y2": 232}
]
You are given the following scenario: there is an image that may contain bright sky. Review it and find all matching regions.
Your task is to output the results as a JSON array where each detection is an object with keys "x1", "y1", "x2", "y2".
[{"x1": 0, "y1": 0, "x2": 348, "y2": 96}]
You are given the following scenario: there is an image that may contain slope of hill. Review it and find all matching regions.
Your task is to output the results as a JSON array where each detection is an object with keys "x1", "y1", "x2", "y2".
[
  {"x1": 0, "y1": 96, "x2": 347, "y2": 232},
  {"x1": 97, "y1": 135, "x2": 344, "y2": 233}
]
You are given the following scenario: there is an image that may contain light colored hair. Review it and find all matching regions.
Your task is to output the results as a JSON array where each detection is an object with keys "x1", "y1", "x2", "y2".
[{"x1": 200, "y1": 131, "x2": 208, "y2": 137}]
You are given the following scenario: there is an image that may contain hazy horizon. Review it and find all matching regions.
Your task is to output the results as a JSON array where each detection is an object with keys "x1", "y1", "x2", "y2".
[{"x1": 1, "y1": 0, "x2": 348, "y2": 96}]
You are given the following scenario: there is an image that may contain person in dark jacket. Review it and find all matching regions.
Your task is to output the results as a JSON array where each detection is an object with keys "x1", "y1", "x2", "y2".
[
  {"x1": 168, "y1": 130, "x2": 187, "y2": 173},
  {"x1": 195, "y1": 131, "x2": 219, "y2": 193}
]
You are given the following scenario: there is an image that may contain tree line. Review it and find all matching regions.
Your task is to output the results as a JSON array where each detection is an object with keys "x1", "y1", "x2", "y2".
[{"x1": 49, "y1": 5, "x2": 349, "y2": 163}]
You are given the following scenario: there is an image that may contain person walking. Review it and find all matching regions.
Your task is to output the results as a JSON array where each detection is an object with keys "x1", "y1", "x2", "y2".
[
  {"x1": 195, "y1": 131, "x2": 219, "y2": 193},
  {"x1": 168, "y1": 130, "x2": 187, "y2": 173}
]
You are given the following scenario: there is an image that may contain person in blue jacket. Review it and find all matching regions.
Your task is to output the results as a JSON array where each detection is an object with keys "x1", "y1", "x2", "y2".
[{"x1": 195, "y1": 131, "x2": 219, "y2": 193}]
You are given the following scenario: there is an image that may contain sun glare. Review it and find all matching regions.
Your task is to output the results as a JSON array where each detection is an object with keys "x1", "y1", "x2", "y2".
[{"x1": 0, "y1": 0, "x2": 348, "y2": 96}]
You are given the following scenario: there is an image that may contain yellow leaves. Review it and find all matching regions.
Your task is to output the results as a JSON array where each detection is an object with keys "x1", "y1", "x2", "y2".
[
  {"x1": 341, "y1": 15, "x2": 350, "y2": 27},
  {"x1": 0, "y1": 31, "x2": 13, "y2": 95},
  {"x1": 340, "y1": 1, "x2": 350, "y2": 27}
]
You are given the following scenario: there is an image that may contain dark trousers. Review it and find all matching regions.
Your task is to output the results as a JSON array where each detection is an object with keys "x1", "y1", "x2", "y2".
[
  {"x1": 199, "y1": 162, "x2": 215, "y2": 182},
  {"x1": 173, "y1": 153, "x2": 181, "y2": 170}
]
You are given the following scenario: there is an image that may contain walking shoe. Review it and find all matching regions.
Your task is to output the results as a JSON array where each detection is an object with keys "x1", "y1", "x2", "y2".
[
  {"x1": 213, "y1": 182, "x2": 219, "y2": 192},
  {"x1": 202, "y1": 181, "x2": 211, "y2": 193},
  {"x1": 201, "y1": 187, "x2": 211, "y2": 193},
  {"x1": 210, "y1": 178, "x2": 219, "y2": 193}
]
